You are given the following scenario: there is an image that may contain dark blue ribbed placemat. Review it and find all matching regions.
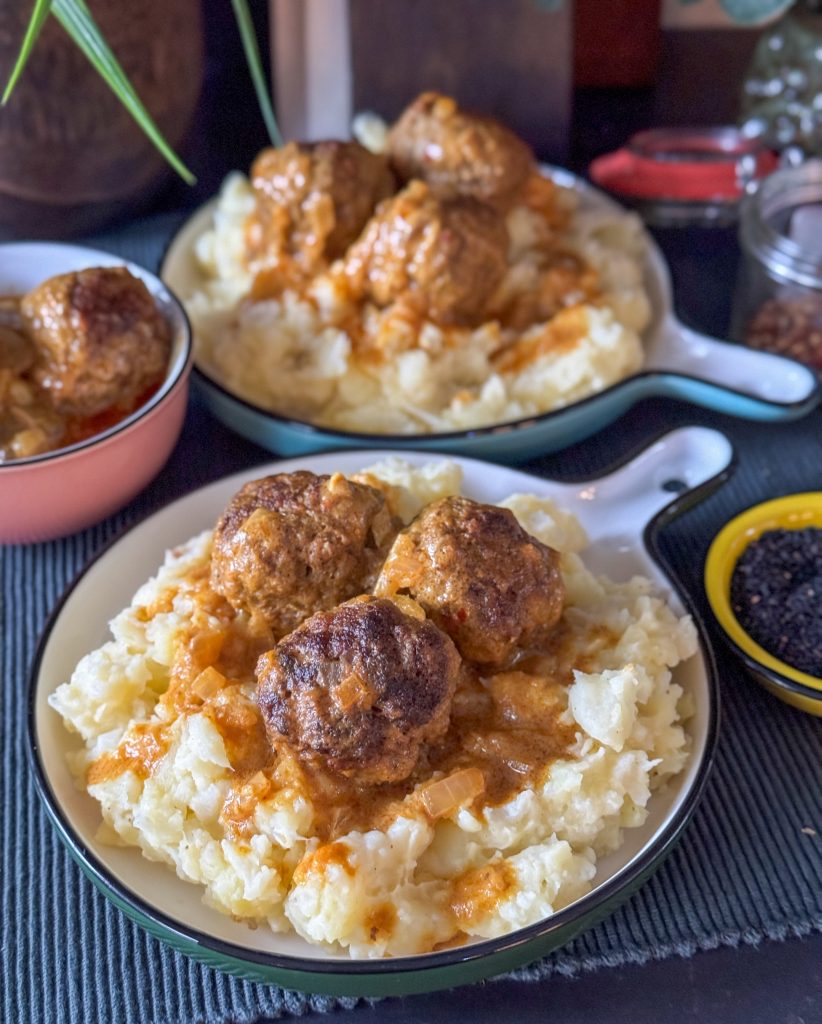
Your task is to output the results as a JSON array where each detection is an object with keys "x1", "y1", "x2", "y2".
[{"x1": 2, "y1": 216, "x2": 820, "y2": 1024}]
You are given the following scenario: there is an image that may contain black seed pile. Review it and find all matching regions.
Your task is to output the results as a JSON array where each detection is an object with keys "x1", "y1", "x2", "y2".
[{"x1": 730, "y1": 527, "x2": 822, "y2": 677}]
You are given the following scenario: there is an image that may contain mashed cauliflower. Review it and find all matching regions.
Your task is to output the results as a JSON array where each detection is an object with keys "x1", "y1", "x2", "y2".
[
  {"x1": 50, "y1": 460, "x2": 696, "y2": 958},
  {"x1": 182, "y1": 172, "x2": 650, "y2": 435}
]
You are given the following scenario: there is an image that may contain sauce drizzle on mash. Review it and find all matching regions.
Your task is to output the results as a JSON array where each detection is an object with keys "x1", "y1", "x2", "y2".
[
  {"x1": 181, "y1": 93, "x2": 651, "y2": 436},
  {"x1": 87, "y1": 621, "x2": 586, "y2": 841},
  {"x1": 50, "y1": 458, "x2": 696, "y2": 957}
]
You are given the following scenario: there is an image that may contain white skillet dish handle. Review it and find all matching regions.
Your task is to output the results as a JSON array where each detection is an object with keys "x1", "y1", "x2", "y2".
[
  {"x1": 648, "y1": 309, "x2": 818, "y2": 410},
  {"x1": 548, "y1": 426, "x2": 734, "y2": 586},
  {"x1": 561, "y1": 167, "x2": 821, "y2": 417},
  {"x1": 638, "y1": 228, "x2": 818, "y2": 414}
]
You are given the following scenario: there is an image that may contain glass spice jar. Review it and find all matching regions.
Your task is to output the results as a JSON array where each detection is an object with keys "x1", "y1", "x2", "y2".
[
  {"x1": 740, "y1": 0, "x2": 822, "y2": 157},
  {"x1": 733, "y1": 160, "x2": 822, "y2": 372}
]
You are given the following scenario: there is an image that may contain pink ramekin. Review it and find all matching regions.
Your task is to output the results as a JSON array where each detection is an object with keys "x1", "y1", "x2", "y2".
[{"x1": 0, "y1": 242, "x2": 193, "y2": 544}]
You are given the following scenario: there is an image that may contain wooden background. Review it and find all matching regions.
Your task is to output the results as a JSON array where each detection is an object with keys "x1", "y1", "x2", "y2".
[{"x1": 271, "y1": 0, "x2": 572, "y2": 162}]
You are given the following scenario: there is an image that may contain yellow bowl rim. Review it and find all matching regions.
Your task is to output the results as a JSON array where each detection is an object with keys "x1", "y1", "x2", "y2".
[
  {"x1": 747, "y1": 663, "x2": 822, "y2": 715},
  {"x1": 704, "y1": 492, "x2": 822, "y2": 693}
]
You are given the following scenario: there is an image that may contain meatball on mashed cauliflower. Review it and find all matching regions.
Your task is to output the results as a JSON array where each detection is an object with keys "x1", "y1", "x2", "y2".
[
  {"x1": 376, "y1": 495, "x2": 564, "y2": 666},
  {"x1": 211, "y1": 470, "x2": 397, "y2": 636},
  {"x1": 388, "y1": 91, "x2": 534, "y2": 209},
  {"x1": 0, "y1": 265, "x2": 171, "y2": 462},
  {"x1": 257, "y1": 595, "x2": 460, "y2": 784},
  {"x1": 341, "y1": 180, "x2": 509, "y2": 326},
  {"x1": 50, "y1": 457, "x2": 697, "y2": 959},
  {"x1": 185, "y1": 91, "x2": 650, "y2": 435},
  {"x1": 249, "y1": 140, "x2": 395, "y2": 271}
]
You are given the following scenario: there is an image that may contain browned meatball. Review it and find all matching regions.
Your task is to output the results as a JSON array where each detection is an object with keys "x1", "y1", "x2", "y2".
[
  {"x1": 248, "y1": 140, "x2": 395, "y2": 269},
  {"x1": 342, "y1": 180, "x2": 508, "y2": 326},
  {"x1": 256, "y1": 595, "x2": 460, "y2": 783},
  {"x1": 389, "y1": 92, "x2": 534, "y2": 209},
  {"x1": 211, "y1": 471, "x2": 398, "y2": 637},
  {"x1": 375, "y1": 496, "x2": 565, "y2": 666},
  {"x1": 20, "y1": 267, "x2": 171, "y2": 418}
]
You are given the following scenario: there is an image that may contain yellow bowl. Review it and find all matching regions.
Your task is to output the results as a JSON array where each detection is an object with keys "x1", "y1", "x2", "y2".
[{"x1": 704, "y1": 492, "x2": 822, "y2": 716}]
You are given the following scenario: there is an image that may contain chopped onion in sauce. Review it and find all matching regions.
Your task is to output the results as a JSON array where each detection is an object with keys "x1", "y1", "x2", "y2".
[
  {"x1": 191, "y1": 666, "x2": 227, "y2": 701},
  {"x1": 420, "y1": 767, "x2": 485, "y2": 819}
]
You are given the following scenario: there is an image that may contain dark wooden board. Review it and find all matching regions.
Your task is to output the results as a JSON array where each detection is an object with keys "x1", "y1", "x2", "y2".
[{"x1": 349, "y1": 0, "x2": 572, "y2": 162}]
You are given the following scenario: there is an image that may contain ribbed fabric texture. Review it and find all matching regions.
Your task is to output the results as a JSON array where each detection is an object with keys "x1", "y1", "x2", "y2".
[{"x1": 2, "y1": 216, "x2": 820, "y2": 1024}]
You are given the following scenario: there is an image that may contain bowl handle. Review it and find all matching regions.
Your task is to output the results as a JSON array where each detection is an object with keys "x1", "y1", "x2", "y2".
[
  {"x1": 563, "y1": 426, "x2": 735, "y2": 533},
  {"x1": 647, "y1": 315, "x2": 820, "y2": 419}
]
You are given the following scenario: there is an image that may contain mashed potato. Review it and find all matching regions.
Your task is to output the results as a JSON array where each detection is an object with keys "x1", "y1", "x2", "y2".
[
  {"x1": 183, "y1": 171, "x2": 650, "y2": 435},
  {"x1": 50, "y1": 460, "x2": 696, "y2": 958}
]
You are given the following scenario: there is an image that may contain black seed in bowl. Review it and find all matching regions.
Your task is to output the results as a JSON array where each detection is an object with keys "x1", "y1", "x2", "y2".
[{"x1": 730, "y1": 527, "x2": 822, "y2": 678}]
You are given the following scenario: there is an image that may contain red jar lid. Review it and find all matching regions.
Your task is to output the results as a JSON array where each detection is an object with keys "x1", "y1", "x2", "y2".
[{"x1": 590, "y1": 127, "x2": 779, "y2": 219}]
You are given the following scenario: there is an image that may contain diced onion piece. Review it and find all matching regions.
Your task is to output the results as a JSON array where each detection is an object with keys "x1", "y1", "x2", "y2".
[
  {"x1": 190, "y1": 630, "x2": 226, "y2": 666},
  {"x1": 375, "y1": 535, "x2": 424, "y2": 596},
  {"x1": 333, "y1": 670, "x2": 375, "y2": 712},
  {"x1": 327, "y1": 472, "x2": 352, "y2": 496},
  {"x1": 392, "y1": 594, "x2": 426, "y2": 621},
  {"x1": 246, "y1": 770, "x2": 270, "y2": 798},
  {"x1": 192, "y1": 666, "x2": 227, "y2": 700},
  {"x1": 387, "y1": 553, "x2": 422, "y2": 581},
  {"x1": 10, "y1": 426, "x2": 49, "y2": 458},
  {"x1": 420, "y1": 768, "x2": 485, "y2": 819}
]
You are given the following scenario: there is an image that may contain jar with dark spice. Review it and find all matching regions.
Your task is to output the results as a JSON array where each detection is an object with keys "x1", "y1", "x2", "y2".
[{"x1": 733, "y1": 160, "x2": 822, "y2": 373}]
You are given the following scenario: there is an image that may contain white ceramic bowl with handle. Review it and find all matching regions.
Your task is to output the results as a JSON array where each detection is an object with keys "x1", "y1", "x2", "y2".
[{"x1": 29, "y1": 426, "x2": 731, "y2": 994}]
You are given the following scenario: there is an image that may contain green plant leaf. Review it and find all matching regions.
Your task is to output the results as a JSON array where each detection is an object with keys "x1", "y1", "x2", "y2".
[
  {"x1": 718, "y1": 0, "x2": 795, "y2": 24},
  {"x1": 52, "y1": 0, "x2": 196, "y2": 183},
  {"x1": 230, "y1": 0, "x2": 283, "y2": 147},
  {"x1": 2, "y1": 0, "x2": 54, "y2": 104}
]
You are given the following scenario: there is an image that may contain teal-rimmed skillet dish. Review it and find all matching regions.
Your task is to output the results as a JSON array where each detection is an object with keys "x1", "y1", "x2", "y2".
[{"x1": 161, "y1": 168, "x2": 819, "y2": 461}]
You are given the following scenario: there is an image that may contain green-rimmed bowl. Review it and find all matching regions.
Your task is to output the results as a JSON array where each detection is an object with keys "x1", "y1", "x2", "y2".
[{"x1": 28, "y1": 426, "x2": 730, "y2": 995}]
